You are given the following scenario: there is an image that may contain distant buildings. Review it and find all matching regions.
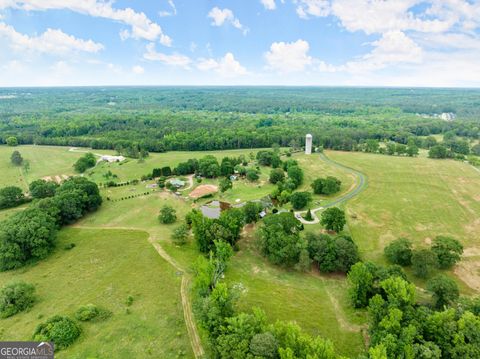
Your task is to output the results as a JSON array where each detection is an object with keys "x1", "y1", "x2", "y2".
[
  {"x1": 417, "y1": 112, "x2": 456, "y2": 122},
  {"x1": 305, "y1": 134, "x2": 312, "y2": 155}
]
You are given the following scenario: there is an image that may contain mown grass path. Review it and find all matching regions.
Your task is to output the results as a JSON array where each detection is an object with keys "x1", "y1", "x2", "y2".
[
  {"x1": 74, "y1": 225, "x2": 205, "y2": 358},
  {"x1": 295, "y1": 152, "x2": 368, "y2": 224}
]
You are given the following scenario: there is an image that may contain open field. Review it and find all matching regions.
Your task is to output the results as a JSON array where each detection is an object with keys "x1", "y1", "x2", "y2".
[
  {"x1": 0, "y1": 145, "x2": 84, "y2": 190},
  {"x1": 0, "y1": 228, "x2": 192, "y2": 359},
  {"x1": 327, "y1": 151, "x2": 480, "y2": 287}
]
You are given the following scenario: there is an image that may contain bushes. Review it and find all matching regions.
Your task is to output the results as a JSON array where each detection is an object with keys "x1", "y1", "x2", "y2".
[
  {"x1": 29, "y1": 179, "x2": 58, "y2": 199},
  {"x1": 33, "y1": 315, "x2": 81, "y2": 350},
  {"x1": 0, "y1": 281, "x2": 36, "y2": 318},
  {"x1": 307, "y1": 233, "x2": 359, "y2": 273},
  {"x1": 158, "y1": 205, "x2": 177, "y2": 224},
  {"x1": 75, "y1": 304, "x2": 111, "y2": 322},
  {"x1": 171, "y1": 224, "x2": 189, "y2": 245},
  {"x1": 311, "y1": 176, "x2": 341, "y2": 195},
  {"x1": 73, "y1": 152, "x2": 96, "y2": 173},
  {"x1": 0, "y1": 186, "x2": 25, "y2": 209},
  {"x1": 269, "y1": 168, "x2": 285, "y2": 184},
  {"x1": 246, "y1": 169, "x2": 260, "y2": 182}
]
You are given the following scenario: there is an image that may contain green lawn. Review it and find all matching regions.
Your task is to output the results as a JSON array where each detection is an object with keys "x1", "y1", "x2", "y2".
[{"x1": 0, "y1": 228, "x2": 192, "y2": 359}]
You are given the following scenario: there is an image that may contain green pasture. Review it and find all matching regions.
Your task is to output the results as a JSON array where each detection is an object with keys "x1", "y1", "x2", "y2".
[
  {"x1": 327, "y1": 150, "x2": 480, "y2": 263},
  {"x1": 0, "y1": 228, "x2": 192, "y2": 359}
]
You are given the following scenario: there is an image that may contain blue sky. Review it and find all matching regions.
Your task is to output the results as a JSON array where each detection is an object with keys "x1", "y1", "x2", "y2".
[{"x1": 0, "y1": 0, "x2": 479, "y2": 87}]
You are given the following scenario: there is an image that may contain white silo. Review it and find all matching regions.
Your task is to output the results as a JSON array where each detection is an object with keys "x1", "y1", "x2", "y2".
[{"x1": 305, "y1": 134, "x2": 312, "y2": 155}]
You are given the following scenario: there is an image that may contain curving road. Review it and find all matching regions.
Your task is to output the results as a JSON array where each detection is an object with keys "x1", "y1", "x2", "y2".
[{"x1": 295, "y1": 152, "x2": 368, "y2": 224}]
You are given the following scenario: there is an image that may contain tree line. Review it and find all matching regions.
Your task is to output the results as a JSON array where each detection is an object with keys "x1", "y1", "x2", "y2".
[{"x1": 0, "y1": 177, "x2": 102, "y2": 270}]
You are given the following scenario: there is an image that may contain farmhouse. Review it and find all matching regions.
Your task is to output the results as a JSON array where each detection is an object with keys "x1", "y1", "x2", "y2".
[
  {"x1": 101, "y1": 155, "x2": 126, "y2": 163},
  {"x1": 170, "y1": 179, "x2": 185, "y2": 188}
]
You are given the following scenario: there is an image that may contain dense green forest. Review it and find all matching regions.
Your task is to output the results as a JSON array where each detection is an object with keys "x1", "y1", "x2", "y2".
[{"x1": 0, "y1": 87, "x2": 479, "y2": 153}]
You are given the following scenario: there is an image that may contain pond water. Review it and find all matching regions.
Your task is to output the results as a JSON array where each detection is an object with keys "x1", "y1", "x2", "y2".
[{"x1": 200, "y1": 200, "x2": 231, "y2": 219}]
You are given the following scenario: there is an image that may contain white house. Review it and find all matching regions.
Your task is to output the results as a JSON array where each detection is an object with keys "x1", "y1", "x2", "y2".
[{"x1": 101, "y1": 155, "x2": 126, "y2": 163}]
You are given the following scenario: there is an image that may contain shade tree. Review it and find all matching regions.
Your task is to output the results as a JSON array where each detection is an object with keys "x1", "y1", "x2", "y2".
[
  {"x1": 384, "y1": 238, "x2": 413, "y2": 266},
  {"x1": 320, "y1": 207, "x2": 346, "y2": 232},
  {"x1": 427, "y1": 274, "x2": 459, "y2": 309},
  {"x1": 411, "y1": 249, "x2": 438, "y2": 278},
  {"x1": 10, "y1": 150, "x2": 23, "y2": 166},
  {"x1": 158, "y1": 205, "x2": 177, "y2": 224},
  {"x1": 431, "y1": 236, "x2": 463, "y2": 269}
]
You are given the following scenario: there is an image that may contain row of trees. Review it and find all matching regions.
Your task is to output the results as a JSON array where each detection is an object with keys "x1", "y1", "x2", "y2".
[{"x1": 0, "y1": 177, "x2": 102, "y2": 270}]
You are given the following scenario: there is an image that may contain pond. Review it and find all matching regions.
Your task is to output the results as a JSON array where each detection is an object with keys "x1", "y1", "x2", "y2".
[{"x1": 200, "y1": 200, "x2": 231, "y2": 219}]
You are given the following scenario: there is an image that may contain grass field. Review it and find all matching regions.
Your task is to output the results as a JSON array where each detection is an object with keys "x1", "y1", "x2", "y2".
[
  {"x1": 0, "y1": 145, "x2": 84, "y2": 190},
  {"x1": 327, "y1": 150, "x2": 480, "y2": 290},
  {"x1": 0, "y1": 228, "x2": 192, "y2": 358}
]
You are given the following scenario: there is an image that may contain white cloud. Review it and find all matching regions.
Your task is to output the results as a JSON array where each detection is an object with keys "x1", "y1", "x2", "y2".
[
  {"x1": 132, "y1": 65, "x2": 144, "y2": 74},
  {"x1": 295, "y1": 0, "x2": 330, "y2": 19},
  {"x1": 0, "y1": 0, "x2": 172, "y2": 45},
  {"x1": 208, "y1": 7, "x2": 248, "y2": 35},
  {"x1": 415, "y1": 32, "x2": 480, "y2": 51},
  {"x1": 261, "y1": 0, "x2": 276, "y2": 10},
  {"x1": 343, "y1": 31, "x2": 423, "y2": 73},
  {"x1": 0, "y1": 23, "x2": 103, "y2": 54},
  {"x1": 159, "y1": 0, "x2": 176, "y2": 17},
  {"x1": 265, "y1": 39, "x2": 312, "y2": 72},
  {"x1": 330, "y1": 0, "x2": 452, "y2": 35},
  {"x1": 197, "y1": 53, "x2": 247, "y2": 77},
  {"x1": 143, "y1": 43, "x2": 191, "y2": 68}
]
